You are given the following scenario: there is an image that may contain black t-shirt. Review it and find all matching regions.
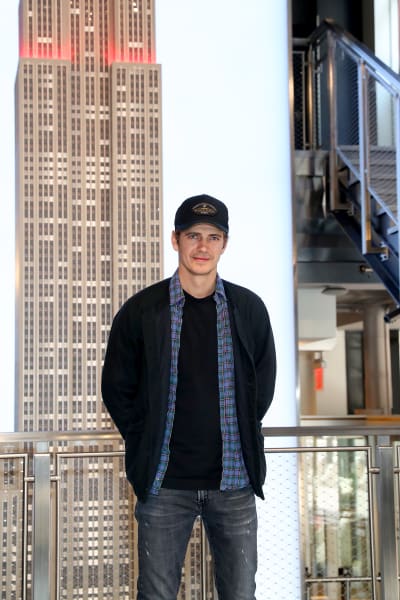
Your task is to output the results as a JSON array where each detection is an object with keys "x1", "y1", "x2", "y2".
[{"x1": 162, "y1": 291, "x2": 222, "y2": 490}]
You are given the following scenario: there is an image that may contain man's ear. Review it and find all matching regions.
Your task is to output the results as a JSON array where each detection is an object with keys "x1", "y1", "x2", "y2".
[{"x1": 171, "y1": 230, "x2": 179, "y2": 251}]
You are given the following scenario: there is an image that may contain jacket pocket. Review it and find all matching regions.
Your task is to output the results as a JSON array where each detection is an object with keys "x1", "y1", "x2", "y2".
[{"x1": 125, "y1": 427, "x2": 144, "y2": 480}]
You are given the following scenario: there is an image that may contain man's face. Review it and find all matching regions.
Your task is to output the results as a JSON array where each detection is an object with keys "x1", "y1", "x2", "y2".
[{"x1": 171, "y1": 223, "x2": 227, "y2": 278}]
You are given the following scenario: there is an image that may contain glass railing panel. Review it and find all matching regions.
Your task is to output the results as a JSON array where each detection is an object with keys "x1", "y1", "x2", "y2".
[
  {"x1": 299, "y1": 436, "x2": 373, "y2": 600},
  {"x1": 55, "y1": 439, "x2": 135, "y2": 599},
  {"x1": 393, "y1": 443, "x2": 400, "y2": 584},
  {"x1": 0, "y1": 444, "x2": 28, "y2": 600},
  {"x1": 257, "y1": 446, "x2": 301, "y2": 599}
]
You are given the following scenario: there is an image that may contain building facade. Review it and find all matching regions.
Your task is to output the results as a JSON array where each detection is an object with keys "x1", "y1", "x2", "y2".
[{"x1": 15, "y1": 0, "x2": 163, "y2": 432}]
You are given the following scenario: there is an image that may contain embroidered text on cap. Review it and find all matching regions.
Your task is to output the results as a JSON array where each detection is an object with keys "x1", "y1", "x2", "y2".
[{"x1": 192, "y1": 202, "x2": 218, "y2": 216}]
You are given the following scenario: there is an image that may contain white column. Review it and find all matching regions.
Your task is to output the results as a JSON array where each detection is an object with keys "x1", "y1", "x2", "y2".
[
  {"x1": 299, "y1": 352, "x2": 317, "y2": 415},
  {"x1": 374, "y1": 0, "x2": 399, "y2": 72},
  {"x1": 156, "y1": 1, "x2": 301, "y2": 597},
  {"x1": 374, "y1": 0, "x2": 399, "y2": 145},
  {"x1": 251, "y1": 3, "x2": 301, "y2": 598},
  {"x1": 363, "y1": 305, "x2": 392, "y2": 413}
]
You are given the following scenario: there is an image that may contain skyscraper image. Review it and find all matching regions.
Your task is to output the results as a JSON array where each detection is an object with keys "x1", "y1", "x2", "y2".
[
  {"x1": 13, "y1": 1, "x2": 161, "y2": 596},
  {"x1": 15, "y1": 0, "x2": 163, "y2": 432}
]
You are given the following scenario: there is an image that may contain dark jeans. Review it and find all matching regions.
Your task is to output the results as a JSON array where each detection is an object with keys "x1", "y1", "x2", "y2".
[{"x1": 135, "y1": 486, "x2": 258, "y2": 600}]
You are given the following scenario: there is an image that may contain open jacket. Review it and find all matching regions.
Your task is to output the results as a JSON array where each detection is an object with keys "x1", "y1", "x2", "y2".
[{"x1": 101, "y1": 277, "x2": 276, "y2": 502}]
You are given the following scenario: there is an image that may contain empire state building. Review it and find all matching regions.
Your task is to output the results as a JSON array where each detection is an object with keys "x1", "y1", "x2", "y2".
[{"x1": 15, "y1": 0, "x2": 163, "y2": 432}]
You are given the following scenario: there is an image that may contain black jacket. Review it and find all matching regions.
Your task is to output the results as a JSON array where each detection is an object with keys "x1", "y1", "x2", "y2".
[{"x1": 101, "y1": 277, "x2": 276, "y2": 501}]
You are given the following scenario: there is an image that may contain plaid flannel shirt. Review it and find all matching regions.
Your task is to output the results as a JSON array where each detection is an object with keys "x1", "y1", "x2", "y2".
[{"x1": 150, "y1": 270, "x2": 249, "y2": 493}]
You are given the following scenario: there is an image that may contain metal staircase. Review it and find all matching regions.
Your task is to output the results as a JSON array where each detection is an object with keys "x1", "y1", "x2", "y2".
[{"x1": 294, "y1": 20, "x2": 400, "y2": 318}]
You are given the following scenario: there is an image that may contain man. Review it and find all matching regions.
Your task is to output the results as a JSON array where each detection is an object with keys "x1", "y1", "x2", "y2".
[{"x1": 102, "y1": 194, "x2": 276, "y2": 600}]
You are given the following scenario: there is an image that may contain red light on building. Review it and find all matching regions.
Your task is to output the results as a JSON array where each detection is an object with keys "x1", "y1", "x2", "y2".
[
  {"x1": 106, "y1": 42, "x2": 155, "y2": 66},
  {"x1": 19, "y1": 42, "x2": 72, "y2": 61},
  {"x1": 20, "y1": 39, "x2": 153, "y2": 67}
]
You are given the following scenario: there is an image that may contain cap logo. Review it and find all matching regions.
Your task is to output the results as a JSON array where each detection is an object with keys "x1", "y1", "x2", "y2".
[{"x1": 192, "y1": 202, "x2": 217, "y2": 216}]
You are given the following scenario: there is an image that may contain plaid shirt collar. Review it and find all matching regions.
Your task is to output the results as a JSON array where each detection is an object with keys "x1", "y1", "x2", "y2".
[{"x1": 169, "y1": 268, "x2": 226, "y2": 306}]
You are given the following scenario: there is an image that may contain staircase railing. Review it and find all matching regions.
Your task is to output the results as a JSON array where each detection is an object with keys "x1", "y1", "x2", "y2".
[{"x1": 294, "y1": 20, "x2": 400, "y2": 309}]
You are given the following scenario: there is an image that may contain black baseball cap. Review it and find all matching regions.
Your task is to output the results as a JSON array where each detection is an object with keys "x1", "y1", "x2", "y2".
[{"x1": 174, "y1": 194, "x2": 229, "y2": 234}]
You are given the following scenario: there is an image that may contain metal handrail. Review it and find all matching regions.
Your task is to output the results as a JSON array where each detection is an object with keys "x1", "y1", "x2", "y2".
[{"x1": 1, "y1": 423, "x2": 400, "y2": 441}]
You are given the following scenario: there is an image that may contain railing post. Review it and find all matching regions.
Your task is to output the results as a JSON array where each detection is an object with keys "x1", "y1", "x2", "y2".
[
  {"x1": 358, "y1": 59, "x2": 371, "y2": 255},
  {"x1": 395, "y1": 94, "x2": 400, "y2": 299},
  {"x1": 32, "y1": 442, "x2": 51, "y2": 600},
  {"x1": 306, "y1": 43, "x2": 315, "y2": 149},
  {"x1": 375, "y1": 437, "x2": 398, "y2": 600},
  {"x1": 326, "y1": 29, "x2": 339, "y2": 210}
]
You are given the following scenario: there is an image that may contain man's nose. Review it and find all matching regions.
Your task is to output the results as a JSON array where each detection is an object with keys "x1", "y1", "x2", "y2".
[{"x1": 197, "y1": 238, "x2": 208, "y2": 250}]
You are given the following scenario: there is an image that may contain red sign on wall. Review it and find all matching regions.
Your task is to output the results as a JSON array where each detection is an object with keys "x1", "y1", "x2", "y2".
[{"x1": 314, "y1": 366, "x2": 324, "y2": 391}]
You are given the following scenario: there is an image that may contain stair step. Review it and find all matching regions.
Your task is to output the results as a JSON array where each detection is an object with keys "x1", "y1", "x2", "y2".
[
  {"x1": 337, "y1": 147, "x2": 398, "y2": 222},
  {"x1": 340, "y1": 144, "x2": 395, "y2": 153},
  {"x1": 339, "y1": 145, "x2": 396, "y2": 167}
]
